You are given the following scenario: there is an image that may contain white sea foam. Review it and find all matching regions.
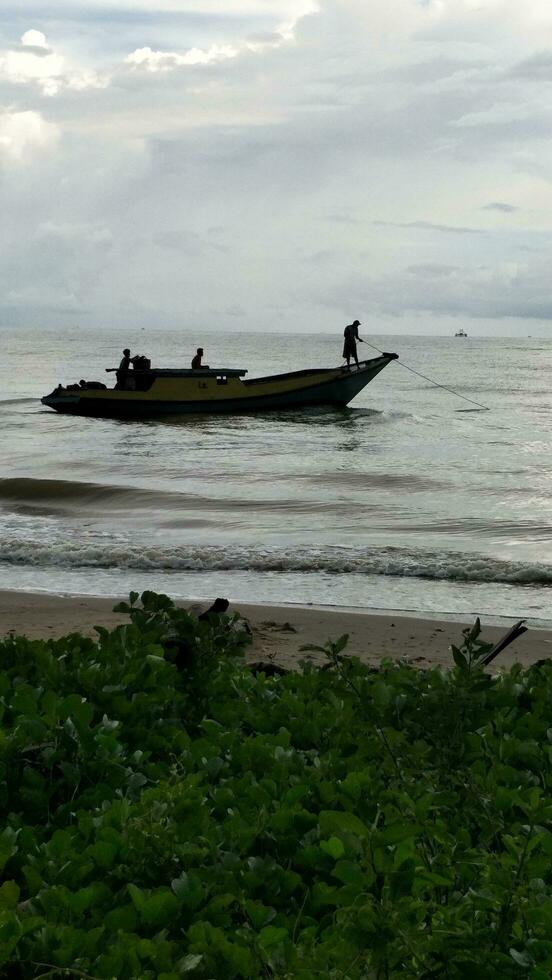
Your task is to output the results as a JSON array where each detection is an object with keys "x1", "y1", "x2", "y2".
[{"x1": 0, "y1": 539, "x2": 551, "y2": 586}]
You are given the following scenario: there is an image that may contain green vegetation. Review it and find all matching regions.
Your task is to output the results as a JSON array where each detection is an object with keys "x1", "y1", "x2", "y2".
[{"x1": 1, "y1": 592, "x2": 552, "y2": 979}]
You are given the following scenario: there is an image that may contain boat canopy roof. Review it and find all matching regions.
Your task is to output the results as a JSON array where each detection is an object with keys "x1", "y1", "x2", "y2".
[{"x1": 142, "y1": 367, "x2": 248, "y2": 378}]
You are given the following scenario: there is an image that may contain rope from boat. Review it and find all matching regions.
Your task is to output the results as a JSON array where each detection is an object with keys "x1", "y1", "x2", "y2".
[{"x1": 361, "y1": 340, "x2": 490, "y2": 412}]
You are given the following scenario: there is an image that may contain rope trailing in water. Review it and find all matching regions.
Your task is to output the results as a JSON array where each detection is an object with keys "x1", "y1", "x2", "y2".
[{"x1": 361, "y1": 340, "x2": 490, "y2": 412}]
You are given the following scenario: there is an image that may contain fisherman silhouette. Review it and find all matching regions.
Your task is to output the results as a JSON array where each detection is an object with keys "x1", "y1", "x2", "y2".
[
  {"x1": 115, "y1": 348, "x2": 131, "y2": 388},
  {"x1": 191, "y1": 347, "x2": 209, "y2": 369},
  {"x1": 342, "y1": 320, "x2": 364, "y2": 369}
]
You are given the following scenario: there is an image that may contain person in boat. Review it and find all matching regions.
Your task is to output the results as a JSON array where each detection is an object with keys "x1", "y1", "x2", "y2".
[
  {"x1": 79, "y1": 379, "x2": 107, "y2": 390},
  {"x1": 343, "y1": 320, "x2": 364, "y2": 369},
  {"x1": 115, "y1": 348, "x2": 132, "y2": 389},
  {"x1": 191, "y1": 347, "x2": 209, "y2": 369}
]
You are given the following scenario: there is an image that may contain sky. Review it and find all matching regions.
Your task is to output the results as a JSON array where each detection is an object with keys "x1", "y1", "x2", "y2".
[{"x1": 1, "y1": 0, "x2": 552, "y2": 335}]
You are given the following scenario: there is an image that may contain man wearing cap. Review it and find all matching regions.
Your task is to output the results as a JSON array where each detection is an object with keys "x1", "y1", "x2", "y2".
[{"x1": 342, "y1": 319, "x2": 364, "y2": 369}]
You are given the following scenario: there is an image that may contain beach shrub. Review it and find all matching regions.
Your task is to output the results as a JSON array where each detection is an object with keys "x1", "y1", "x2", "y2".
[{"x1": 0, "y1": 594, "x2": 551, "y2": 978}]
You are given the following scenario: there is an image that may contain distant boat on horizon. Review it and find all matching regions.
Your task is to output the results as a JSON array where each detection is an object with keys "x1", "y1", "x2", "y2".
[{"x1": 455, "y1": 329, "x2": 468, "y2": 338}]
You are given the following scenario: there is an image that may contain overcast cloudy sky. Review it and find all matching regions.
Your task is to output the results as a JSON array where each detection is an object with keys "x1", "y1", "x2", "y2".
[{"x1": 1, "y1": 0, "x2": 552, "y2": 335}]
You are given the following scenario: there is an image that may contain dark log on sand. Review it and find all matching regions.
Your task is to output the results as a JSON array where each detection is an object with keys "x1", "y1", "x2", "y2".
[{"x1": 481, "y1": 620, "x2": 528, "y2": 667}]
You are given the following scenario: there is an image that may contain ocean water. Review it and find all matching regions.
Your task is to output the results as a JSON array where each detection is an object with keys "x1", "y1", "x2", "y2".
[{"x1": 1, "y1": 326, "x2": 551, "y2": 625}]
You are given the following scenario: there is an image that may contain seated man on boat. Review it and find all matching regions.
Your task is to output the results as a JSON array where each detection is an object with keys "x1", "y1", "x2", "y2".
[
  {"x1": 191, "y1": 347, "x2": 209, "y2": 369},
  {"x1": 343, "y1": 320, "x2": 364, "y2": 369},
  {"x1": 79, "y1": 379, "x2": 107, "y2": 390}
]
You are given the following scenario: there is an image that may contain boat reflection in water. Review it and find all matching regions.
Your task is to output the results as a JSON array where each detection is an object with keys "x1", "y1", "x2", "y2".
[{"x1": 41, "y1": 353, "x2": 399, "y2": 419}]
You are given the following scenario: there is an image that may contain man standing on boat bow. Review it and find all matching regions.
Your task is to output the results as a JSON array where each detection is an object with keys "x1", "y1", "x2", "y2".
[{"x1": 343, "y1": 320, "x2": 364, "y2": 369}]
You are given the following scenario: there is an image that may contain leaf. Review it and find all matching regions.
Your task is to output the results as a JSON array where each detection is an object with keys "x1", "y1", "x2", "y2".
[
  {"x1": 381, "y1": 823, "x2": 422, "y2": 845},
  {"x1": 201, "y1": 718, "x2": 224, "y2": 738},
  {"x1": 258, "y1": 926, "x2": 289, "y2": 949},
  {"x1": 0, "y1": 829, "x2": 19, "y2": 873},
  {"x1": 91, "y1": 840, "x2": 119, "y2": 870},
  {"x1": 320, "y1": 836, "x2": 346, "y2": 860},
  {"x1": 320, "y1": 811, "x2": 369, "y2": 840},
  {"x1": 171, "y1": 873, "x2": 203, "y2": 910},
  {"x1": 245, "y1": 900, "x2": 277, "y2": 931},
  {"x1": 71, "y1": 883, "x2": 109, "y2": 915},
  {"x1": 126, "y1": 772, "x2": 148, "y2": 795},
  {"x1": 140, "y1": 888, "x2": 180, "y2": 927},
  {"x1": 141, "y1": 590, "x2": 174, "y2": 612},
  {"x1": 104, "y1": 904, "x2": 138, "y2": 932},
  {"x1": 112, "y1": 602, "x2": 130, "y2": 613},
  {"x1": 0, "y1": 882, "x2": 19, "y2": 911},
  {"x1": 0, "y1": 911, "x2": 22, "y2": 965},
  {"x1": 333, "y1": 634, "x2": 350, "y2": 655},
  {"x1": 332, "y1": 860, "x2": 365, "y2": 887},
  {"x1": 356, "y1": 903, "x2": 377, "y2": 931},
  {"x1": 128, "y1": 883, "x2": 145, "y2": 911},
  {"x1": 452, "y1": 646, "x2": 468, "y2": 671},
  {"x1": 177, "y1": 955, "x2": 204, "y2": 973},
  {"x1": 467, "y1": 618, "x2": 482, "y2": 643},
  {"x1": 419, "y1": 870, "x2": 453, "y2": 887},
  {"x1": 510, "y1": 948, "x2": 534, "y2": 969}
]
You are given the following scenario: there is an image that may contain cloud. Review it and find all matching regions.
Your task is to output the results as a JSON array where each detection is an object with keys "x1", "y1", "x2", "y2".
[
  {"x1": 0, "y1": 29, "x2": 108, "y2": 95},
  {"x1": 374, "y1": 221, "x2": 486, "y2": 235},
  {"x1": 406, "y1": 264, "x2": 459, "y2": 277},
  {"x1": 35, "y1": 221, "x2": 113, "y2": 245},
  {"x1": 0, "y1": 1, "x2": 552, "y2": 334},
  {"x1": 21, "y1": 29, "x2": 49, "y2": 50},
  {"x1": 9, "y1": 0, "x2": 316, "y2": 13},
  {"x1": 0, "y1": 31, "x2": 64, "y2": 95},
  {"x1": 510, "y1": 51, "x2": 552, "y2": 79},
  {"x1": 0, "y1": 110, "x2": 59, "y2": 160},
  {"x1": 323, "y1": 211, "x2": 364, "y2": 225},
  {"x1": 317, "y1": 257, "x2": 552, "y2": 322},
  {"x1": 482, "y1": 201, "x2": 518, "y2": 212},
  {"x1": 124, "y1": 0, "x2": 317, "y2": 73},
  {"x1": 125, "y1": 44, "x2": 240, "y2": 72}
]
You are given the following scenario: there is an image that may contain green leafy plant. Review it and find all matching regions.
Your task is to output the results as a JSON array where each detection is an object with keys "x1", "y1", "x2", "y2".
[{"x1": 0, "y1": 593, "x2": 551, "y2": 978}]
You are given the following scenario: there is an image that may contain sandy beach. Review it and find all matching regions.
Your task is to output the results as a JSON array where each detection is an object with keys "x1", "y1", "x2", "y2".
[{"x1": 1, "y1": 590, "x2": 551, "y2": 671}]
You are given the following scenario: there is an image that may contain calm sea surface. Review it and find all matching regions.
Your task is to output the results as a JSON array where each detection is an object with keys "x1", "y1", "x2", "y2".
[{"x1": 1, "y1": 327, "x2": 551, "y2": 624}]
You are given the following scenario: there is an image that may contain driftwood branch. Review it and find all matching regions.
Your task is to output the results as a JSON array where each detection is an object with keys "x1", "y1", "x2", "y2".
[{"x1": 481, "y1": 620, "x2": 528, "y2": 667}]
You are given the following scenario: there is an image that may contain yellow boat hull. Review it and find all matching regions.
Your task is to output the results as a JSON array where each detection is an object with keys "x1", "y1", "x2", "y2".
[{"x1": 41, "y1": 354, "x2": 398, "y2": 418}]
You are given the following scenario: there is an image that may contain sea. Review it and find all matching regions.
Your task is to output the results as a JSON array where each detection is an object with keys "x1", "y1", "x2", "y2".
[{"x1": 1, "y1": 326, "x2": 551, "y2": 626}]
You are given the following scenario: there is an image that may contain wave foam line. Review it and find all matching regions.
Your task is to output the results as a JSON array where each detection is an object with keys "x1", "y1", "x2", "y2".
[{"x1": 0, "y1": 540, "x2": 551, "y2": 586}]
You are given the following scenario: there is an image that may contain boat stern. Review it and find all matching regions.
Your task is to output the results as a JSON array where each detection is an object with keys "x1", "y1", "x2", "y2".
[{"x1": 41, "y1": 388, "x2": 82, "y2": 412}]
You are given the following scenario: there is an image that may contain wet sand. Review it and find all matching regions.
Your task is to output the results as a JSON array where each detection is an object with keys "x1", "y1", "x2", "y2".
[{"x1": 1, "y1": 590, "x2": 551, "y2": 671}]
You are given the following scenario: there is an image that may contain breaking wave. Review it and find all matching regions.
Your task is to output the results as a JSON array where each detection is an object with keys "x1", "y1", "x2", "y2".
[{"x1": 0, "y1": 539, "x2": 551, "y2": 586}]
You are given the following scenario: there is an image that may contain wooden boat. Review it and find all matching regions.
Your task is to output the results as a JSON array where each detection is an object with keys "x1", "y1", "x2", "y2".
[
  {"x1": 41, "y1": 352, "x2": 398, "y2": 418},
  {"x1": 454, "y1": 329, "x2": 468, "y2": 337}
]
